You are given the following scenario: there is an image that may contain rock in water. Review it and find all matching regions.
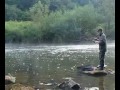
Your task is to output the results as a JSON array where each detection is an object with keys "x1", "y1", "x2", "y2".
[
  {"x1": 58, "y1": 79, "x2": 81, "y2": 90},
  {"x1": 44, "y1": 83, "x2": 53, "y2": 86},
  {"x1": 83, "y1": 70, "x2": 107, "y2": 75},
  {"x1": 68, "y1": 79, "x2": 80, "y2": 90},
  {"x1": 5, "y1": 73, "x2": 16, "y2": 85},
  {"x1": 84, "y1": 87, "x2": 99, "y2": 90},
  {"x1": 77, "y1": 65, "x2": 94, "y2": 71},
  {"x1": 58, "y1": 81, "x2": 67, "y2": 89},
  {"x1": 6, "y1": 83, "x2": 34, "y2": 90},
  {"x1": 77, "y1": 65, "x2": 108, "y2": 76},
  {"x1": 107, "y1": 69, "x2": 115, "y2": 74}
]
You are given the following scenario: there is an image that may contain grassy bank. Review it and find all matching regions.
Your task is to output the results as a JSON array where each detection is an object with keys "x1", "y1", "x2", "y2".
[{"x1": 5, "y1": 21, "x2": 114, "y2": 44}]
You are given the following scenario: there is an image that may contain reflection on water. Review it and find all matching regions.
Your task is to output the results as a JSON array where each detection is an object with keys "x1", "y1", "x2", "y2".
[
  {"x1": 99, "y1": 77, "x2": 104, "y2": 90},
  {"x1": 5, "y1": 43, "x2": 115, "y2": 90}
]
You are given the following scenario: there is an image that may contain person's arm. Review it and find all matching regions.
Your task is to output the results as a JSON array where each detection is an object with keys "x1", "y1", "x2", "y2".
[
  {"x1": 92, "y1": 36, "x2": 99, "y2": 43},
  {"x1": 94, "y1": 40, "x2": 100, "y2": 44},
  {"x1": 94, "y1": 38, "x2": 99, "y2": 41},
  {"x1": 93, "y1": 34, "x2": 106, "y2": 44}
]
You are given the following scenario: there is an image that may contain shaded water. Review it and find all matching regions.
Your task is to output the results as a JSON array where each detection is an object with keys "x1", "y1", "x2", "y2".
[{"x1": 5, "y1": 43, "x2": 115, "y2": 90}]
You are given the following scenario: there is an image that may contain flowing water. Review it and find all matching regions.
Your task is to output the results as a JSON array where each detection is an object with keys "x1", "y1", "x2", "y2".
[{"x1": 5, "y1": 43, "x2": 115, "y2": 90}]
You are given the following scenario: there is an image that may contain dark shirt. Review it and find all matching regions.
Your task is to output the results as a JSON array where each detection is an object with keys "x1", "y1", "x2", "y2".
[{"x1": 98, "y1": 33, "x2": 107, "y2": 52}]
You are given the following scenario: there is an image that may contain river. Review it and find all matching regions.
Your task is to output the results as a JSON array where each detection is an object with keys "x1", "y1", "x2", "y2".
[{"x1": 5, "y1": 42, "x2": 115, "y2": 90}]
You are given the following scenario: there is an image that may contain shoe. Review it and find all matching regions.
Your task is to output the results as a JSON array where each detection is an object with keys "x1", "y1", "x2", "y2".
[
  {"x1": 97, "y1": 65, "x2": 100, "y2": 68},
  {"x1": 97, "y1": 65, "x2": 107, "y2": 68},
  {"x1": 97, "y1": 67, "x2": 104, "y2": 70}
]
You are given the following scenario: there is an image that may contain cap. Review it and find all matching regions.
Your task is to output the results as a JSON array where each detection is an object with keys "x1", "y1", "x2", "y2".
[{"x1": 97, "y1": 28, "x2": 102, "y2": 32}]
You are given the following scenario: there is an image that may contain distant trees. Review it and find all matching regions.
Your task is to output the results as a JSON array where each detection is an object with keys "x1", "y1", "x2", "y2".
[
  {"x1": 5, "y1": 4, "x2": 31, "y2": 21},
  {"x1": 5, "y1": 0, "x2": 115, "y2": 43}
]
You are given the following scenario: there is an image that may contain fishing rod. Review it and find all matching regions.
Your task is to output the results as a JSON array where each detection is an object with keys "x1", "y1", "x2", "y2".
[{"x1": 70, "y1": 38, "x2": 98, "y2": 43}]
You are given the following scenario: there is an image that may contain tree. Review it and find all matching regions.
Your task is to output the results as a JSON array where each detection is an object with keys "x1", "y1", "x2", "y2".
[
  {"x1": 17, "y1": 0, "x2": 38, "y2": 10},
  {"x1": 95, "y1": 0, "x2": 115, "y2": 38},
  {"x1": 5, "y1": 4, "x2": 21, "y2": 21},
  {"x1": 29, "y1": 1, "x2": 49, "y2": 21},
  {"x1": 5, "y1": 4, "x2": 31, "y2": 21}
]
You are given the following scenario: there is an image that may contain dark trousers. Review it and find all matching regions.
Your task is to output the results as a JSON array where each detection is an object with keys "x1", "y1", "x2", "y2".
[{"x1": 99, "y1": 51, "x2": 105, "y2": 70}]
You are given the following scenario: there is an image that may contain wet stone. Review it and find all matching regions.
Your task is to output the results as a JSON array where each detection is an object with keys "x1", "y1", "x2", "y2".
[
  {"x1": 5, "y1": 83, "x2": 34, "y2": 90},
  {"x1": 77, "y1": 65, "x2": 110, "y2": 76},
  {"x1": 58, "y1": 79, "x2": 81, "y2": 90}
]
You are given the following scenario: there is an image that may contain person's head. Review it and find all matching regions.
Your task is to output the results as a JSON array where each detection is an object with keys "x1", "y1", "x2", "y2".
[{"x1": 97, "y1": 28, "x2": 103, "y2": 36}]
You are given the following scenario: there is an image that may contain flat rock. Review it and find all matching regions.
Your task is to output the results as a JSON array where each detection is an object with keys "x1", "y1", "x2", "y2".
[
  {"x1": 76, "y1": 65, "x2": 114, "y2": 76},
  {"x1": 83, "y1": 69, "x2": 107, "y2": 75}
]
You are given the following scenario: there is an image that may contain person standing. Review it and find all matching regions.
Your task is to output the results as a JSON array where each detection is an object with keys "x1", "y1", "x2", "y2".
[{"x1": 93, "y1": 28, "x2": 107, "y2": 70}]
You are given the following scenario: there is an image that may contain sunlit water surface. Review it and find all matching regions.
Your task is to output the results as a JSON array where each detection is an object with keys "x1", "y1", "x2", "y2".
[{"x1": 5, "y1": 43, "x2": 115, "y2": 90}]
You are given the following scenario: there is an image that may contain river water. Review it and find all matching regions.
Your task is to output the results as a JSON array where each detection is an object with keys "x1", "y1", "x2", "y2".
[{"x1": 5, "y1": 43, "x2": 115, "y2": 90}]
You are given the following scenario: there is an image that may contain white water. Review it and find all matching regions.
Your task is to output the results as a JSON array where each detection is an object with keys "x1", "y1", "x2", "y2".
[{"x1": 5, "y1": 43, "x2": 115, "y2": 53}]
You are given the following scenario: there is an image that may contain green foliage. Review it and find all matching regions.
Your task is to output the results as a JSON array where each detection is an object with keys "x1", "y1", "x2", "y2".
[
  {"x1": 5, "y1": 4, "x2": 20, "y2": 21},
  {"x1": 17, "y1": 0, "x2": 37, "y2": 10},
  {"x1": 5, "y1": 0, "x2": 115, "y2": 43},
  {"x1": 5, "y1": 21, "x2": 33, "y2": 43},
  {"x1": 29, "y1": 1, "x2": 49, "y2": 21},
  {"x1": 5, "y1": 4, "x2": 31, "y2": 21}
]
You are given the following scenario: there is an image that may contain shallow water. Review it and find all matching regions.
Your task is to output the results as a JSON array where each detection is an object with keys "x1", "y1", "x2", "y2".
[{"x1": 5, "y1": 43, "x2": 115, "y2": 90}]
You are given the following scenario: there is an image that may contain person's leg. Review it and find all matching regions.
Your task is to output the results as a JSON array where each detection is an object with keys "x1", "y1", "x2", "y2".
[
  {"x1": 99, "y1": 51, "x2": 105, "y2": 70},
  {"x1": 97, "y1": 52, "x2": 101, "y2": 68}
]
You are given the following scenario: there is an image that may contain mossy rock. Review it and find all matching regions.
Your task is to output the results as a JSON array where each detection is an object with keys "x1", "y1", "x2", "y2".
[{"x1": 5, "y1": 83, "x2": 34, "y2": 90}]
